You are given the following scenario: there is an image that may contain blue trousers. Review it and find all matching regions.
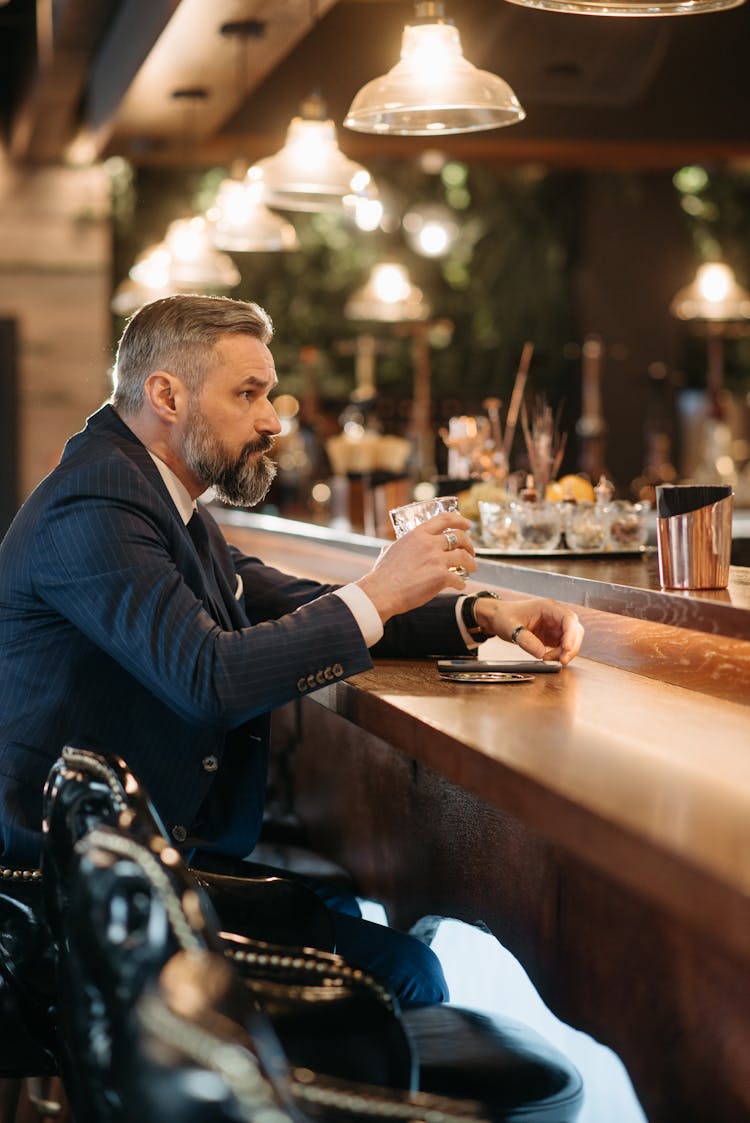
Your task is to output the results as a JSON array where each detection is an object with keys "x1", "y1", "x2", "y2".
[
  {"x1": 192, "y1": 851, "x2": 448, "y2": 1008},
  {"x1": 319, "y1": 891, "x2": 449, "y2": 1009}
]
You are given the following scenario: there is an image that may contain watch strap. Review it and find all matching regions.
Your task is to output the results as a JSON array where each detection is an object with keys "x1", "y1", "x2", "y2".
[{"x1": 461, "y1": 590, "x2": 501, "y2": 644}]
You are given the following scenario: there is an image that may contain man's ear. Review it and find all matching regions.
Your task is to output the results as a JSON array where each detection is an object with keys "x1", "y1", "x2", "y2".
[{"x1": 143, "y1": 371, "x2": 186, "y2": 424}]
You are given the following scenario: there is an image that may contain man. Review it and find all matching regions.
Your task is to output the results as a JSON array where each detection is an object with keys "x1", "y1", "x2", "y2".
[{"x1": 0, "y1": 295, "x2": 583, "y2": 1006}]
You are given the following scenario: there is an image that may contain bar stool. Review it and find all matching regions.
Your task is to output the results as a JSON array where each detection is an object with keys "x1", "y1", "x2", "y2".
[
  {"x1": 0, "y1": 863, "x2": 63, "y2": 1122},
  {"x1": 41, "y1": 749, "x2": 583, "y2": 1122},
  {"x1": 42, "y1": 746, "x2": 336, "y2": 953}
]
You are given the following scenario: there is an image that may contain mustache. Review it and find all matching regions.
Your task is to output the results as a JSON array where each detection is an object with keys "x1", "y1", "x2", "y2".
[{"x1": 242, "y1": 435, "x2": 275, "y2": 457}]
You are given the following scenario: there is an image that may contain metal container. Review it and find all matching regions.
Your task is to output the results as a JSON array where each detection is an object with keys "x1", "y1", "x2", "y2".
[{"x1": 656, "y1": 493, "x2": 733, "y2": 589}]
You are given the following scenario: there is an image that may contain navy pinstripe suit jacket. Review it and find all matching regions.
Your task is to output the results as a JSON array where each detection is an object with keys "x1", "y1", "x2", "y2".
[{"x1": 0, "y1": 405, "x2": 466, "y2": 865}]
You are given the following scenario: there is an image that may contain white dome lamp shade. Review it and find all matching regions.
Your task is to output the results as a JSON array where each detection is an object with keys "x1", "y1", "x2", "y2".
[
  {"x1": 208, "y1": 177, "x2": 298, "y2": 252},
  {"x1": 344, "y1": 1, "x2": 525, "y2": 136},
  {"x1": 345, "y1": 262, "x2": 432, "y2": 323},
  {"x1": 250, "y1": 93, "x2": 378, "y2": 213}
]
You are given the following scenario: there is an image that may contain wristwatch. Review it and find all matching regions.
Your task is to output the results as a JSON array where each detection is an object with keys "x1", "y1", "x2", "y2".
[{"x1": 461, "y1": 590, "x2": 502, "y2": 644}]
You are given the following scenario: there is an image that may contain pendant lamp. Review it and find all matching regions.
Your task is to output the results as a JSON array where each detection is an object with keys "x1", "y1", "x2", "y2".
[
  {"x1": 670, "y1": 262, "x2": 750, "y2": 322},
  {"x1": 345, "y1": 262, "x2": 431, "y2": 323},
  {"x1": 669, "y1": 261, "x2": 750, "y2": 488},
  {"x1": 504, "y1": 0, "x2": 743, "y2": 14},
  {"x1": 111, "y1": 275, "x2": 174, "y2": 317},
  {"x1": 344, "y1": 1, "x2": 524, "y2": 136},
  {"x1": 208, "y1": 176, "x2": 298, "y2": 252},
  {"x1": 112, "y1": 217, "x2": 240, "y2": 315},
  {"x1": 250, "y1": 93, "x2": 378, "y2": 213},
  {"x1": 160, "y1": 216, "x2": 241, "y2": 289}
]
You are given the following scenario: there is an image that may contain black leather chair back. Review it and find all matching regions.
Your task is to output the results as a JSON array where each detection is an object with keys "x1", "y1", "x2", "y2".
[
  {"x1": 43, "y1": 746, "x2": 336, "y2": 953},
  {"x1": 127, "y1": 947, "x2": 489, "y2": 1123},
  {"x1": 0, "y1": 866, "x2": 57, "y2": 1079}
]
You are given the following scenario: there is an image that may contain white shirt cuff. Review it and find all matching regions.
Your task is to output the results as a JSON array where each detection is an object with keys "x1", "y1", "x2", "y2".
[
  {"x1": 333, "y1": 584, "x2": 384, "y2": 647},
  {"x1": 455, "y1": 595, "x2": 478, "y2": 648}
]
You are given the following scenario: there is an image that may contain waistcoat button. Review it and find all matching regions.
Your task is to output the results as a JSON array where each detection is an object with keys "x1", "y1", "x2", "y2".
[
  {"x1": 202, "y1": 754, "x2": 219, "y2": 772},
  {"x1": 171, "y1": 825, "x2": 187, "y2": 843}
]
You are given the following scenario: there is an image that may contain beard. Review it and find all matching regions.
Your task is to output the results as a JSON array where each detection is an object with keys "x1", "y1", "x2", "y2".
[{"x1": 181, "y1": 403, "x2": 277, "y2": 508}]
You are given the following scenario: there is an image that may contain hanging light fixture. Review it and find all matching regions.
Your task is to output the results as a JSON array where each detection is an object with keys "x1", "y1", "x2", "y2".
[
  {"x1": 207, "y1": 175, "x2": 298, "y2": 252},
  {"x1": 159, "y1": 216, "x2": 241, "y2": 289},
  {"x1": 203, "y1": 20, "x2": 299, "y2": 252},
  {"x1": 112, "y1": 244, "x2": 176, "y2": 315},
  {"x1": 345, "y1": 262, "x2": 432, "y2": 323},
  {"x1": 111, "y1": 217, "x2": 240, "y2": 316},
  {"x1": 249, "y1": 93, "x2": 378, "y2": 213},
  {"x1": 344, "y1": 1, "x2": 524, "y2": 136},
  {"x1": 669, "y1": 259, "x2": 750, "y2": 486},
  {"x1": 504, "y1": 0, "x2": 742, "y2": 14},
  {"x1": 670, "y1": 261, "x2": 750, "y2": 322},
  {"x1": 112, "y1": 85, "x2": 241, "y2": 315}
]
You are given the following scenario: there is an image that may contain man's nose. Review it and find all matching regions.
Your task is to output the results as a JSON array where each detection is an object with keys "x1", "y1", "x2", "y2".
[{"x1": 256, "y1": 399, "x2": 282, "y2": 436}]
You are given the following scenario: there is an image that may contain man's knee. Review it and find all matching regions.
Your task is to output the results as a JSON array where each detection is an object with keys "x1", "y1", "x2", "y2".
[
  {"x1": 395, "y1": 936, "x2": 450, "y2": 1007},
  {"x1": 330, "y1": 912, "x2": 449, "y2": 1008}
]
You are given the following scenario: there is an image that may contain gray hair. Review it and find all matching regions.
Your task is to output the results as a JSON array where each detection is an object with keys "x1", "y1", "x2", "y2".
[{"x1": 111, "y1": 294, "x2": 274, "y2": 416}]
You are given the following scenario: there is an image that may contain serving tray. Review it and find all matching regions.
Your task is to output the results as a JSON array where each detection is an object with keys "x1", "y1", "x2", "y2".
[{"x1": 474, "y1": 544, "x2": 656, "y2": 559}]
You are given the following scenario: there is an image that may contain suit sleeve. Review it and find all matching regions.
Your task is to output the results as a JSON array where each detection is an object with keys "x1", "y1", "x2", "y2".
[
  {"x1": 228, "y1": 544, "x2": 468, "y2": 658},
  {"x1": 32, "y1": 483, "x2": 373, "y2": 731}
]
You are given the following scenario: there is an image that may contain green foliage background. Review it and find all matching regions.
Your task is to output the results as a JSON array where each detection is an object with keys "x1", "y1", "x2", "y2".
[{"x1": 111, "y1": 158, "x2": 583, "y2": 420}]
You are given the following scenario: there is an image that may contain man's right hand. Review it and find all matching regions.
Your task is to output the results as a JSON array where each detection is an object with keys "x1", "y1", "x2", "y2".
[{"x1": 355, "y1": 511, "x2": 476, "y2": 623}]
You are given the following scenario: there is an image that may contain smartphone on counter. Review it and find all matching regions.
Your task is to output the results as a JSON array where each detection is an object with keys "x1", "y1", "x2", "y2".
[{"x1": 437, "y1": 658, "x2": 562, "y2": 675}]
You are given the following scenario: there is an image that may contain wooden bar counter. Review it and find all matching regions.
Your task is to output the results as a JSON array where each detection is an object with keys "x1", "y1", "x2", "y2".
[{"x1": 217, "y1": 510, "x2": 750, "y2": 1123}]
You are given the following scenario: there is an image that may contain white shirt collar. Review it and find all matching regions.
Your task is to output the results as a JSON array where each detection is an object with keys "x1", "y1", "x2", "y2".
[{"x1": 147, "y1": 451, "x2": 196, "y2": 525}]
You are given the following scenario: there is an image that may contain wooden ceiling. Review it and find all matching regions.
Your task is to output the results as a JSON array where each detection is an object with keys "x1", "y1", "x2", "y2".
[{"x1": 2, "y1": 0, "x2": 750, "y2": 171}]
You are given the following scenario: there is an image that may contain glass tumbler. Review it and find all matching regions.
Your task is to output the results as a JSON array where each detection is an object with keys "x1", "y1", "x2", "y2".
[
  {"x1": 516, "y1": 501, "x2": 563, "y2": 551},
  {"x1": 389, "y1": 495, "x2": 468, "y2": 578},
  {"x1": 565, "y1": 502, "x2": 609, "y2": 552},
  {"x1": 606, "y1": 500, "x2": 650, "y2": 550},
  {"x1": 478, "y1": 500, "x2": 521, "y2": 551}
]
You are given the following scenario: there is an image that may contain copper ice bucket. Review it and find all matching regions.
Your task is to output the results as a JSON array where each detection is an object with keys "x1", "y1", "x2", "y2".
[{"x1": 656, "y1": 488, "x2": 733, "y2": 590}]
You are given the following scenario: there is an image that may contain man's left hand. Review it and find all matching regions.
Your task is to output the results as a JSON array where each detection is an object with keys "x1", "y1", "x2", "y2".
[{"x1": 474, "y1": 596, "x2": 584, "y2": 666}]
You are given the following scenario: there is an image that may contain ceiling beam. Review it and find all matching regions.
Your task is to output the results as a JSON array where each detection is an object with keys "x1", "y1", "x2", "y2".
[
  {"x1": 9, "y1": 0, "x2": 121, "y2": 163},
  {"x1": 95, "y1": 0, "x2": 341, "y2": 161}
]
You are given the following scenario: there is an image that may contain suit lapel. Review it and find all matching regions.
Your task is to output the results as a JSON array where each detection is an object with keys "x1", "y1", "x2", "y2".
[{"x1": 82, "y1": 406, "x2": 246, "y2": 631}]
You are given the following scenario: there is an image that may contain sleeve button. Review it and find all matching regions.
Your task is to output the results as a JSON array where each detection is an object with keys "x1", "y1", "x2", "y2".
[
  {"x1": 171, "y1": 825, "x2": 187, "y2": 843},
  {"x1": 332, "y1": 663, "x2": 344, "y2": 677}
]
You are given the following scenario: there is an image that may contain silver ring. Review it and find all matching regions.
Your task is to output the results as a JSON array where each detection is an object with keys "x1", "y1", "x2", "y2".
[
  {"x1": 510, "y1": 625, "x2": 526, "y2": 645},
  {"x1": 443, "y1": 529, "x2": 458, "y2": 551}
]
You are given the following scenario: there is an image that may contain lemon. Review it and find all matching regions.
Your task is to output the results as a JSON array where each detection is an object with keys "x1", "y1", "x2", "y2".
[{"x1": 546, "y1": 475, "x2": 596, "y2": 503}]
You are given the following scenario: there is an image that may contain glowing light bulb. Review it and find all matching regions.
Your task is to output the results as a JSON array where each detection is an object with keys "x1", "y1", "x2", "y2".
[
  {"x1": 403, "y1": 204, "x2": 459, "y2": 258},
  {"x1": 353, "y1": 198, "x2": 384, "y2": 232},
  {"x1": 130, "y1": 246, "x2": 172, "y2": 289},
  {"x1": 165, "y1": 217, "x2": 213, "y2": 265},
  {"x1": 418, "y1": 222, "x2": 450, "y2": 256},
  {"x1": 345, "y1": 261, "x2": 431, "y2": 322},
  {"x1": 402, "y1": 22, "x2": 463, "y2": 81},
  {"x1": 697, "y1": 263, "x2": 732, "y2": 304},
  {"x1": 372, "y1": 264, "x2": 412, "y2": 303}
]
